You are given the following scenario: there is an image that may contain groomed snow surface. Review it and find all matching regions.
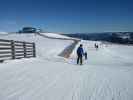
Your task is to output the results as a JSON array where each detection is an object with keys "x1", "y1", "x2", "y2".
[
  {"x1": 41, "y1": 32, "x2": 71, "y2": 39},
  {"x1": 0, "y1": 33, "x2": 133, "y2": 100}
]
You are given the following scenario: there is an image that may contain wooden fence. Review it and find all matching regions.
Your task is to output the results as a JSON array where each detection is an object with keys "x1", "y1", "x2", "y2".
[{"x1": 0, "y1": 39, "x2": 36, "y2": 62}]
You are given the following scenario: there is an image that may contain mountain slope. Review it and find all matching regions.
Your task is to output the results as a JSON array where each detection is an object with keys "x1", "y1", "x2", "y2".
[{"x1": 0, "y1": 33, "x2": 133, "y2": 100}]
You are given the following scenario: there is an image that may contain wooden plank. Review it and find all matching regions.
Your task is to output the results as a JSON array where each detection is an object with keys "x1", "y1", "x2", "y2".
[
  {"x1": 0, "y1": 47, "x2": 11, "y2": 50},
  {"x1": 15, "y1": 57, "x2": 24, "y2": 59},
  {"x1": 15, "y1": 44, "x2": 23, "y2": 46},
  {"x1": 25, "y1": 45, "x2": 33, "y2": 47},
  {"x1": 26, "y1": 55, "x2": 33, "y2": 57},
  {"x1": 0, "y1": 51, "x2": 11, "y2": 54},
  {"x1": 26, "y1": 53, "x2": 33, "y2": 55},
  {"x1": 0, "y1": 55, "x2": 11, "y2": 58},
  {"x1": 26, "y1": 47, "x2": 33, "y2": 49},
  {"x1": 26, "y1": 46, "x2": 33, "y2": 48},
  {"x1": 14, "y1": 40, "x2": 33, "y2": 44},
  {"x1": 26, "y1": 50, "x2": 33, "y2": 52},
  {"x1": 0, "y1": 39, "x2": 11, "y2": 42},
  {"x1": 25, "y1": 42, "x2": 33, "y2": 45},
  {"x1": 15, "y1": 54, "x2": 24, "y2": 57},
  {"x1": 26, "y1": 48, "x2": 33, "y2": 51},
  {"x1": 15, "y1": 51, "x2": 24, "y2": 53},
  {"x1": 0, "y1": 43, "x2": 11, "y2": 46},
  {"x1": 15, "y1": 47, "x2": 24, "y2": 50},
  {"x1": 15, "y1": 52, "x2": 24, "y2": 55},
  {"x1": 14, "y1": 40, "x2": 24, "y2": 44}
]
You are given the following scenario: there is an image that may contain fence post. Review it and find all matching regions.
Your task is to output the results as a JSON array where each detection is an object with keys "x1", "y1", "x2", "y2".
[
  {"x1": 23, "y1": 42, "x2": 27, "y2": 58},
  {"x1": 11, "y1": 40, "x2": 15, "y2": 59},
  {"x1": 33, "y1": 43, "x2": 36, "y2": 57}
]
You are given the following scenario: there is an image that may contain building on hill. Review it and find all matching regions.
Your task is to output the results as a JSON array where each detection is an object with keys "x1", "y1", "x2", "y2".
[{"x1": 19, "y1": 27, "x2": 37, "y2": 33}]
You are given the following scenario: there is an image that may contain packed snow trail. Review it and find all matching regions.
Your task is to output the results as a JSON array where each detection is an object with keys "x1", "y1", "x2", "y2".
[
  {"x1": 0, "y1": 57, "x2": 133, "y2": 100},
  {"x1": 37, "y1": 32, "x2": 80, "y2": 58},
  {"x1": 0, "y1": 34, "x2": 133, "y2": 100},
  {"x1": 70, "y1": 40, "x2": 133, "y2": 67}
]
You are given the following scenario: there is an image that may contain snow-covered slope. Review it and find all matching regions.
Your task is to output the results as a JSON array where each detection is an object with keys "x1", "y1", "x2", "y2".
[
  {"x1": 0, "y1": 33, "x2": 73, "y2": 59},
  {"x1": 70, "y1": 40, "x2": 133, "y2": 66},
  {"x1": 0, "y1": 33, "x2": 133, "y2": 100},
  {"x1": 41, "y1": 32, "x2": 71, "y2": 39}
]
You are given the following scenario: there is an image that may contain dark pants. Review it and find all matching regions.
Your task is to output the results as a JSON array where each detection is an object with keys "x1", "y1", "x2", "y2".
[
  {"x1": 77, "y1": 55, "x2": 83, "y2": 65},
  {"x1": 85, "y1": 54, "x2": 87, "y2": 60}
]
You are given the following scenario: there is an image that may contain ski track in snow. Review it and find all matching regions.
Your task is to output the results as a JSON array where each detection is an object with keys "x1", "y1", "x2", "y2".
[{"x1": 0, "y1": 34, "x2": 133, "y2": 100}]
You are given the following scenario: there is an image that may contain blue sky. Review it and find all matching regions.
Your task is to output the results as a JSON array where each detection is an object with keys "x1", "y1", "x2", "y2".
[{"x1": 0, "y1": 0, "x2": 133, "y2": 33}]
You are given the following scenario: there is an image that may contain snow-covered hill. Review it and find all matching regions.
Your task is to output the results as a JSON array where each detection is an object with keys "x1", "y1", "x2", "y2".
[
  {"x1": 40, "y1": 32, "x2": 71, "y2": 39},
  {"x1": 0, "y1": 33, "x2": 133, "y2": 100},
  {"x1": 0, "y1": 33, "x2": 74, "y2": 60}
]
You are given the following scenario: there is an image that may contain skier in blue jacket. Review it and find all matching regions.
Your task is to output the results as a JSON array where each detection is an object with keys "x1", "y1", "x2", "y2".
[{"x1": 77, "y1": 44, "x2": 84, "y2": 65}]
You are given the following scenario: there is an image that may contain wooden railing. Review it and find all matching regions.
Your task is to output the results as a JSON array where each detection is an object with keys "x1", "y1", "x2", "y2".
[{"x1": 0, "y1": 39, "x2": 36, "y2": 62}]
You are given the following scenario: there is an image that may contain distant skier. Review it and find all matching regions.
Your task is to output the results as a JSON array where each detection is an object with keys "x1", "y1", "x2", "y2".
[
  {"x1": 84, "y1": 52, "x2": 87, "y2": 60},
  {"x1": 94, "y1": 43, "x2": 99, "y2": 50},
  {"x1": 77, "y1": 44, "x2": 84, "y2": 65},
  {"x1": 94, "y1": 43, "x2": 97, "y2": 48}
]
